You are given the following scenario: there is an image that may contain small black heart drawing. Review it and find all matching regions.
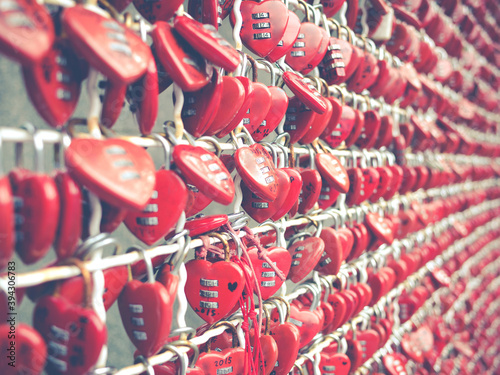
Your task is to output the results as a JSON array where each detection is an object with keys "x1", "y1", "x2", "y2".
[{"x1": 228, "y1": 282, "x2": 238, "y2": 292}]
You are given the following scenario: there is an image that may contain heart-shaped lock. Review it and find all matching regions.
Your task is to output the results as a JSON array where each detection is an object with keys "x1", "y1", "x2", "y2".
[
  {"x1": 315, "y1": 153, "x2": 350, "y2": 194},
  {"x1": 318, "y1": 351, "x2": 351, "y2": 375},
  {"x1": 205, "y1": 76, "x2": 246, "y2": 136},
  {"x1": 383, "y1": 353, "x2": 408, "y2": 375},
  {"x1": 337, "y1": 227, "x2": 354, "y2": 262},
  {"x1": 241, "y1": 80, "x2": 272, "y2": 135},
  {"x1": 65, "y1": 138, "x2": 156, "y2": 211},
  {"x1": 23, "y1": 39, "x2": 82, "y2": 128},
  {"x1": 152, "y1": 21, "x2": 209, "y2": 92},
  {"x1": 184, "y1": 182, "x2": 213, "y2": 217},
  {"x1": 236, "y1": 0, "x2": 289, "y2": 57},
  {"x1": 373, "y1": 115, "x2": 393, "y2": 148},
  {"x1": 11, "y1": 166, "x2": 60, "y2": 264},
  {"x1": 127, "y1": 57, "x2": 159, "y2": 135},
  {"x1": 125, "y1": 164, "x2": 187, "y2": 245},
  {"x1": 0, "y1": 323, "x2": 46, "y2": 375},
  {"x1": 119, "y1": 248, "x2": 174, "y2": 357},
  {"x1": 0, "y1": 0, "x2": 55, "y2": 65},
  {"x1": 315, "y1": 227, "x2": 343, "y2": 276},
  {"x1": 63, "y1": 6, "x2": 151, "y2": 85},
  {"x1": 178, "y1": 70, "x2": 223, "y2": 137},
  {"x1": 298, "y1": 168, "x2": 322, "y2": 214},
  {"x1": 197, "y1": 347, "x2": 246, "y2": 374},
  {"x1": 267, "y1": 10, "x2": 301, "y2": 62},
  {"x1": 234, "y1": 141, "x2": 279, "y2": 202},
  {"x1": 382, "y1": 165, "x2": 403, "y2": 200},
  {"x1": 33, "y1": 260, "x2": 107, "y2": 375},
  {"x1": 100, "y1": 80, "x2": 127, "y2": 129},
  {"x1": 253, "y1": 87, "x2": 288, "y2": 142},
  {"x1": 282, "y1": 72, "x2": 327, "y2": 114},
  {"x1": 271, "y1": 168, "x2": 302, "y2": 221},
  {"x1": 174, "y1": 16, "x2": 240, "y2": 72},
  {"x1": 172, "y1": 142, "x2": 235, "y2": 206},
  {"x1": 347, "y1": 223, "x2": 370, "y2": 261},
  {"x1": 369, "y1": 166, "x2": 393, "y2": 203},
  {"x1": 283, "y1": 96, "x2": 318, "y2": 144},
  {"x1": 53, "y1": 171, "x2": 82, "y2": 260},
  {"x1": 188, "y1": 0, "x2": 219, "y2": 27},
  {"x1": 344, "y1": 108, "x2": 364, "y2": 147},
  {"x1": 177, "y1": 214, "x2": 228, "y2": 238},
  {"x1": 286, "y1": 22, "x2": 326, "y2": 72},
  {"x1": 242, "y1": 169, "x2": 290, "y2": 223},
  {"x1": 355, "y1": 109, "x2": 381, "y2": 149},
  {"x1": 185, "y1": 254, "x2": 245, "y2": 323},
  {"x1": 357, "y1": 329, "x2": 380, "y2": 362},
  {"x1": 346, "y1": 338, "x2": 364, "y2": 371},
  {"x1": 318, "y1": 179, "x2": 340, "y2": 209},
  {"x1": 320, "y1": 37, "x2": 347, "y2": 85},
  {"x1": 347, "y1": 167, "x2": 379, "y2": 206},
  {"x1": 133, "y1": 0, "x2": 183, "y2": 24},
  {"x1": 365, "y1": 212, "x2": 394, "y2": 245},
  {"x1": 327, "y1": 292, "x2": 347, "y2": 331},
  {"x1": 321, "y1": 104, "x2": 355, "y2": 148},
  {"x1": 268, "y1": 319, "x2": 300, "y2": 375},
  {"x1": 247, "y1": 245, "x2": 291, "y2": 299},
  {"x1": 347, "y1": 50, "x2": 379, "y2": 93},
  {"x1": 299, "y1": 92, "x2": 334, "y2": 144},
  {"x1": 289, "y1": 304, "x2": 322, "y2": 348},
  {"x1": 249, "y1": 326, "x2": 279, "y2": 375},
  {"x1": 288, "y1": 235, "x2": 324, "y2": 283}
]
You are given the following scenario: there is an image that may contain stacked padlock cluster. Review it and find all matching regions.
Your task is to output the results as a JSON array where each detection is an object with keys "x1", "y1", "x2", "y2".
[{"x1": 0, "y1": 0, "x2": 499, "y2": 374}]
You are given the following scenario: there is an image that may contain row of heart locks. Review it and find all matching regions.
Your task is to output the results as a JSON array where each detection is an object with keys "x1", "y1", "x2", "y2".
[
  {"x1": 1, "y1": 172, "x2": 500, "y2": 374},
  {"x1": 3, "y1": 0, "x2": 499, "y2": 140}
]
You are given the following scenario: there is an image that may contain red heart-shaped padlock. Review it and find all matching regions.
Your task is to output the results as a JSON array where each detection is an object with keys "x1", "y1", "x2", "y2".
[
  {"x1": 242, "y1": 169, "x2": 290, "y2": 223},
  {"x1": 205, "y1": 76, "x2": 245, "y2": 136},
  {"x1": 299, "y1": 96, "x2": 334, "y2": 144},
  {"x1": 175, "y1": 16, "x2": 240, "y2": 72},
  {"x1": 357, "y1": 329, "x2": 380, "y2": 361},
  {"x1": 369, "y1": 166, "x2": 393, "y2": 203},
  {"x1": 321, "y1": 104, "x2": 355, "y2": 148},
  {"x1": 127, "y1": 60, "x2": 158, "y2": 135},
  {"x1": 267, "y1": 11, "x2": 301, "y2": 62},
  {"x1": 34, "y1": 295, "x2": 107, "y2": 375},
  {"x1": 247, "y1": 246, "x2": 291, "y2": 299},
  {"x1": 197, "y1": 347, "x2": 246, "y2": 374},
  {"x1": 252, "y1": 86, "x2": 288, "y2": 142},
  {"x1": 346, "y1": 338, "x2": 364, "y2": 372},
  {"x1": 152, "y1": 21, "x2": 209, "y2": 92},
  {"x1": 315, "y1": 227, "x2": 342, "y2": 276},
  {"x1": 234, "y1": 143, "x2": 279, "y2": 202},
  {"x1": 285, "y1": 22, "x2": 325, "y2": 72},
  {"x1": 347, "y1": 51, "x2": 379, "y2": 93},
  {"x1": 0, "y1": 323, "x2": 46, "y2": 375},
  {"x1": 12, "y1": 171, "x2": 60, "y2": 264},
  {"x1": 268, "y1": 321, "x2": 300, "y2": 375},
  {"x1": 318, "y1": 352, "x2": 351, "y2": 375},
  {"x1": 283, "y1": 96, "x2": 318, "y2": 144},
  {"x1": 365, "y1": 212, "x2": 394, "y2": 245},
  {"x1": 271, "y1": 168, "x2": 302, "y2": 221},
  {"x1": 383, "y1": 353, "x2": 408, "y2": 375},
  {"x1": 178, "y1": 70, "x2": 222, "y2": 137},
  {"x1": 118, "y1": 275, "x2": 173, "y2": 356},
  {"x1": 298, "y1": 168, "x2": 322, "y2": 214},
  {"x1": 317, "y1": 179, "x2": 340, "y2": 209},
  {"x1": 241, "y1": 82, "x2": 272, "y2": 135},
  {"x1": 133, "y1": 0, "x2": 183, "y2": 24},
  {"x1": 288, "y1": 237, "x2": 325, "y2": 283},
  {"x1": 337, "y1": 227, "x2": 354, "y2": 262},
  {"x1": 100, "y1": 80, "x2": 127, "y2": 129},
  {"x1": 23, "y1": 39, "x2": 82, "y2": 128},
  {"x1": 249, "y1": 330, "x2": 279, "y2": 375},
  {"x1": 63, "y1": 6, "x2": 150, "y2": 84},
  {"x1": 236, "y1": 0, "x2": 288, "y2": 57},
  {"x1": 282, "y1": 72, "x2": 327, "y2": 114},
  {"x1": 0, "y1": 176, "x2": 14, "y2": 269},
  {"x1": 327, "y1": 292, "x2": 347, "y2": 331},
  {"x1": 382, "y1": 165, "x2": 403, "y2": 200},
  {"x1": 346, "y1": 223, "x2": 370, "y2": 261},
  {"x1": 289, "y1": 305, "x2": 322, "y2": 348},
  {"x1": 344, "y1": 108, "x2": 364, "y2": 147},
  {"x1": 315, "y1": 153, "x2": 350, "y2": 194},
  {"x1": 125, "y1": 169, "x2": 187, "y2": 245},
  {"x1": 185, "y1": 259, "x2": 245, "y2": 324},
  {"x1": 53, "y1": 171, "x2": 82, "y2": 260},
  {"x1": 65, "y1": 138, "x2": 156, "y2": 211},
  {"x1": 173, "y1": 145, "x2": 234, "y2": 206},
  {"x1": 0, "y1": 0, "x2": 54, "y2": 65},
  {"x1": 180, "y1": 215, "x2": 229, "y2": 238},
  {"x1": 355, "y1": 109, "x2": 381, "y2": 149}
]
